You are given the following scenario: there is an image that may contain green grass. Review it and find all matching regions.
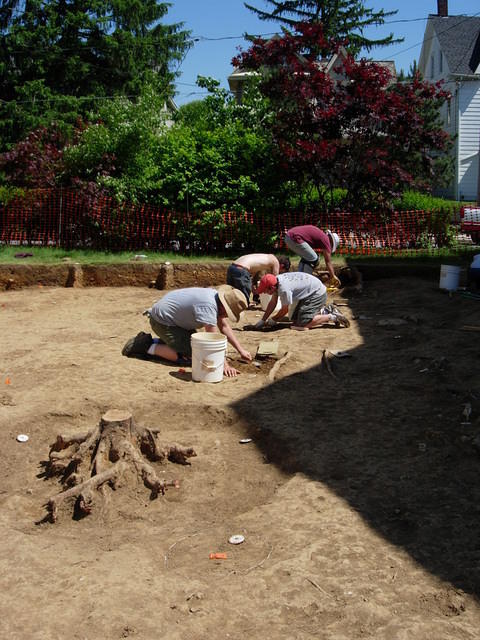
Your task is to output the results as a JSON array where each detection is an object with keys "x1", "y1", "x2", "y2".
[
  {"x1": 345, "y1": 250, "x2": 475, "y2": 265},
  {"x1": 0, "y1": 245, "x2": 476, "y2": 266},
  {"x1": 341, "y1": 252, "x2": 465, "y2": 265},
  {"x1": 0, "y1": 246, "x2": 230, "y2": 264}
]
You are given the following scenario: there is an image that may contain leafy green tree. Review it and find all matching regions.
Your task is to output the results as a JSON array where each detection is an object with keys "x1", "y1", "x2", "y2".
[
  {"x1": 244, "y1": 0, "x2": 403, "y2": 55},
  {"x1": 59, "y1": 76, "x2": 291, "y2": 213},
  {"x1": 0, "y1": 1, "x2": 191, "y2": 149},
  {"x1": 1, "y1": 73, "x2": 316, "y2": 217},
  {"x1": 62, "y1": 84, "x2": 170, "y2": 202},
  {"x1": 174, "y1": 100, "x2": 210, "y2": 126},
  {"x1": 152, "y1": 77, "x2": 282, "y2": 212}
]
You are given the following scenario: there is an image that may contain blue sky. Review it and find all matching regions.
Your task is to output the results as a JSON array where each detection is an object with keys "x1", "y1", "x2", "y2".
[{"x1": 166, "y1": 0, "x2": 480, "y2": 105}]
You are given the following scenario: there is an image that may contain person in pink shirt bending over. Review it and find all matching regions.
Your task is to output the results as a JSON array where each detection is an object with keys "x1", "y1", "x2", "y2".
[{"x1": 284, "y1": 225, "x2": 341, "y2": 287}]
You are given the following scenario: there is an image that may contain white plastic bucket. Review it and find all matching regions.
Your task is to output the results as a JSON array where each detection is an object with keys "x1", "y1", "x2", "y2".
[
  {"x1": 439, "y1": 264, "x2": 461, "y2": 291},
  {"x1": 191, "y1": 333, "x2": 227, "y2": 383},
  {"x1": 259, "y1": 293, "x2": 281, "y2": 313}
]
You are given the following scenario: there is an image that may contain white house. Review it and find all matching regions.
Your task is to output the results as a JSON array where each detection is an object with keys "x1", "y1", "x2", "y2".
[
  {"x1": 162, "y1": 96, "x2": 178, "y2": 128},
  {"x1": 418, "y1": 0, "x2": 480, "y2": 201}
]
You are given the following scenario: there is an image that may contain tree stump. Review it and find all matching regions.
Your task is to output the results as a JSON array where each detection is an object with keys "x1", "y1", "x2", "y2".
[{"x1": 45, "y1": 410, "x2": 196, "y2": 523}]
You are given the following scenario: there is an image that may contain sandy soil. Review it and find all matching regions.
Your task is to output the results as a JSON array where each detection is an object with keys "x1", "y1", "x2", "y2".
[{"x1": 1, "y1": 275, "x2": 480, "y2": 640}]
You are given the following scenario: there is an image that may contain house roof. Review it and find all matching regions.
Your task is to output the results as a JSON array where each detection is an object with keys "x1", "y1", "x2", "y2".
[
  {"x1": 227, "y1": 50, "x2": 396, "y2": 94},
  {"x1": 428, "y1": 15, "x2": 480, "y2": 75},
  {"x1": 372, "y1": 61, "x2": 396, "y2": 78}
]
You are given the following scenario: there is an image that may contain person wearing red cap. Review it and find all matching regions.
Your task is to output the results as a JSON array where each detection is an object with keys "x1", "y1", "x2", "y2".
[
  {"x1": 253, "y1": 272, "x2": 350, "y2": 331},
  {"x1": 284, "y1": 225, "x2": 341, "y2": 287}
]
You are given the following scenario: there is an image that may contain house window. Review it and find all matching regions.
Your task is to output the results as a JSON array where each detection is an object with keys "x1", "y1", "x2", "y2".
[
  {"x1": 430, "y1": 55, "x2": 435, "y2": 78},
  {"x1": 439, "y1": 51, "x2": 443, "y2": 73}
]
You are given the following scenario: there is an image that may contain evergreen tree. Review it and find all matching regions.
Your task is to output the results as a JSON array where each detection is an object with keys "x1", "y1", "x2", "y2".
[
  {"x1": 0, "y1": 1, "x2": 191, "y2": 148},
  {"x1": 408, "y1": 59, "x2": 418, "y2": 79},
  {"x1": 398, "y1": 60, "x2": 418, "y2": 82},
  {"x1": 244, "y1": 0, "x2": 403, "y2": 55}
]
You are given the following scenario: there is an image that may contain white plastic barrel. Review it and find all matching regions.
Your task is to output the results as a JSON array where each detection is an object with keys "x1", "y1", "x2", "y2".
[
  {"x1": 439, "y1": 264, "x2": 461, "y2": 291},
  {"x1": 191, "y1": 333, "x2": 227, "y2": 383}
]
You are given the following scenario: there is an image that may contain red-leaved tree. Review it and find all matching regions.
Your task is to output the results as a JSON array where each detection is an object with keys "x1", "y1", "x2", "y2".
[
  {"x1": 0, "y1": 127, "x2": 66, "y2": 189},
  {"x1": 0, "y1": 123, "x2": 115, "y2": 203},
  {"x1": 0, "y1": 124, "x2": 116, "y2": 248},
  {"x1": 233, "y1": 23, "x2": 453, "y2": 211}
]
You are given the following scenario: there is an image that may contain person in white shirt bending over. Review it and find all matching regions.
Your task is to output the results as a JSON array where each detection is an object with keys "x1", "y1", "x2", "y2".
[{"x1": 253, "y1": 272, "x2": 350, "y2": 331}]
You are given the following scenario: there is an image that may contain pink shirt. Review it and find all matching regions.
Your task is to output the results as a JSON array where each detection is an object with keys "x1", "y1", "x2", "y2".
[{"x1": 286, "y1": 225, "x2": 331, "y2": 253}]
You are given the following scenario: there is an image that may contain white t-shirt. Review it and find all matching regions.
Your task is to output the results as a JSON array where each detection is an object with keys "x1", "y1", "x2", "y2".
[
  {"x1": 150, "y1": 288, "x2": 218, "y2": 329},
  {"x1": 277, "y1": 272, "x2": 326, "y2": 306}
]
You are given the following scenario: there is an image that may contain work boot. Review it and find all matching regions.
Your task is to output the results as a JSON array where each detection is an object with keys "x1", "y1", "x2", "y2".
[{"x1": 121, "y1": 332, "x2": 153, "y2": 358}]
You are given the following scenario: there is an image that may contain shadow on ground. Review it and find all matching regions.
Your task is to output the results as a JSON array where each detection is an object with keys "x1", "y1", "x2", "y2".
[{"x1": 232, "y1": 274, "x2": 480, "y2": 595}]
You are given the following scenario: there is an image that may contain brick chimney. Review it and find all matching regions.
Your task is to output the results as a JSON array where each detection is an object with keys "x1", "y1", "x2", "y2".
[{"x1": 437, "y1": 0, "x2": 448, "y2": 16}]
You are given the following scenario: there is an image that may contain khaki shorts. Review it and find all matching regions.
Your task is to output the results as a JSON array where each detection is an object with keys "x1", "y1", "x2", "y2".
[
  {"x1": 291, "y1": 291, "x2": 327, "y2": 326},
  {"x1": 149, "y1": 316, "x2": 195, "y2": 356}
]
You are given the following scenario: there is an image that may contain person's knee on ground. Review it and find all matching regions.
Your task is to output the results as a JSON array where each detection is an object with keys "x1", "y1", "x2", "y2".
[
  {"x1": 148, "y1": 341, "x2": 179, "y2": 362},
  {"x1": 293, "y1": 305, "x2": 350, "y2": 329},
  {"x1": 149, "y1": 342, "x2": 192, "y2": 365},
  {"x1": 303, "y1": 313, "x2": 335, "y2": 328},
  {"x1": 292, "y1": 313, "x2": 331, "y2": 329}
]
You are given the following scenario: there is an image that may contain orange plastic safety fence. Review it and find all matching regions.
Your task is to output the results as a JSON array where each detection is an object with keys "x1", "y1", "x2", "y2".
[{"x1": 0, "y1": 188, "x2": 467, "y2": 255}]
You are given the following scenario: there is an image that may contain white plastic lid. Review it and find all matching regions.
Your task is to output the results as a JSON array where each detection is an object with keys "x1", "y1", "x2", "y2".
[
  {"x1": 228, "y1": 534, "x2": 245, "y2": 545},
  {"x1": 16, "y1": 434, "x2": 29, "y2": 442}
]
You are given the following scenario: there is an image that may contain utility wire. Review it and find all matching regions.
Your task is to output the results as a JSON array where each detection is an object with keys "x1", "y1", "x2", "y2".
[
  {"x1": 3, "y1": 10, "x2": 480, "y2": 103},
  {"x1": 6, "y1": 12, "x2": 480, "y2": 54},
  {"x1": 381, "y1": 11, "x2": 480, "y2": 62},
  {"x1": 0, "y1": 94, "x2": 137, "y2": 105}
]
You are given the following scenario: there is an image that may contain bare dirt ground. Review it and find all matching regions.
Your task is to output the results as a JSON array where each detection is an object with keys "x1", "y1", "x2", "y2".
[{"x1": 1, "y1": 273, "x2": 480, "y2": 640}]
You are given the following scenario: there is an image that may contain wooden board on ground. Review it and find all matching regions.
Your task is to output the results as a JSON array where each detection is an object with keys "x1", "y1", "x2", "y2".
[{"x1": 257, "y1": 340, "x2": 279, "y2": 358}]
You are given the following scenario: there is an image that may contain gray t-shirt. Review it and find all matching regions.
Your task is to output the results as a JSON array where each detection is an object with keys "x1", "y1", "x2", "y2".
[
  {"x1": 277, "y1": 272, "x2": 326, "y2": 306},
  {"x1": 150, "y1": 288, "x2": 219, "y2": 330}
]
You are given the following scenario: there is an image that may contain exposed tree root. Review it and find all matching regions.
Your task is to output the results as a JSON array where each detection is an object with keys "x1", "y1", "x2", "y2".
[
  {"x1": 322, "y1": 349, "x2": 338, "y2": 379},
  {"x1": 268, "y1": 352, "x2": 290, "y2": 382},
  {"x1": 45, "y1": 410, "x2": 196, "y2": 523}
]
